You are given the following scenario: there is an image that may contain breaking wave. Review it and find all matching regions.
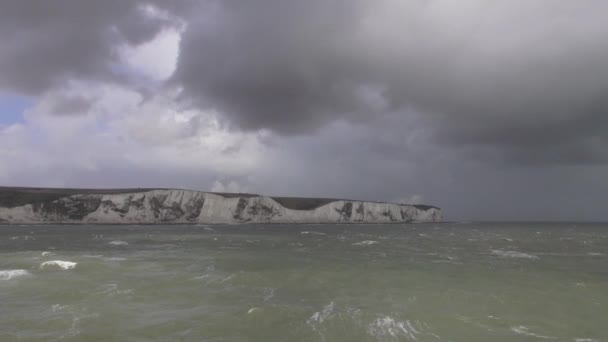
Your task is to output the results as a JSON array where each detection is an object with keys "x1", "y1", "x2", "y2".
[
  {"x1": 491, "y1": 250, "x2": 539, "y2": 259},
  {"x1": 108, "y1": 240, "x2": 129, "y2": 246},
  {"x1": 40, "y1": 260, "x2": 77, "y2": 270},
  {"x1": 308, "y1": 302, "x2": 336, "y2": 325},
  {"x1": 301, "y1": 231, "x2": 327, "y2": 235},
  {"x1": 0, "y1": 269, "x2": 31, "y2": 281},
  {"x1": 352, "y1": 240, "x2": 379, "y2": 246},
  {"x1": 367, "y1": 316, "x2": 420, "y2": 340},
  {"x1": 510, "y1": 326, "x2": 555, "y2": 339}
]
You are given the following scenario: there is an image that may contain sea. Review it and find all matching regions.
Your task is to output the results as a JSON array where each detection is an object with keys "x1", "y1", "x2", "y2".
[{"x1": 1, "y1": 223, "x2": 607, "y2": 341}]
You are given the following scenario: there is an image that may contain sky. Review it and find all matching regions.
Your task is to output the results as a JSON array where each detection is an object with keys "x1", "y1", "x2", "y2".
[{"x1": 1, "y1": 1, "x2": 608, "y2": 221}]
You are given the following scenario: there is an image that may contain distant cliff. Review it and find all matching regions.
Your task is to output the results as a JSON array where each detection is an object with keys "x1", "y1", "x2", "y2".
[{"x1": 0, "y1": 187, "x2": 441, "y2": 224}]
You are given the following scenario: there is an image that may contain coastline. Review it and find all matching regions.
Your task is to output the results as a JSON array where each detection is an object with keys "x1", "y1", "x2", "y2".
[{"x1": 0, "y1": 187, "x2": 442, "y2": 225}]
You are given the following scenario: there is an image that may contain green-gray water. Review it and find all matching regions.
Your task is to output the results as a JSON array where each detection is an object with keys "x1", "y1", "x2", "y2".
[{"x1": 1, "y1": 223, "x2": 607, "y2": 341}]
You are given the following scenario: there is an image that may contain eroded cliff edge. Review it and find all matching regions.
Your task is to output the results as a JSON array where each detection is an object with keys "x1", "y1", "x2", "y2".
[{"x1": 0, "y1": 187, "x2": 441, "y2": 224}]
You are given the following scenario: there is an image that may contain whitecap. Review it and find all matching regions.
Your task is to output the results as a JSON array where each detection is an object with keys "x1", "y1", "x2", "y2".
[
  {"x1": 301, "y1": 231, "x2": 327, "y2": 235},
  {"x1": 575, "y1": 339, "x2": 599, "y2": 342},
  {"x1": 41, "y1": 251, "x2": 54, "y2": 256},
  {"x1": 263, "y1": 287, "x2": 276, "y2": 302},
  {"x1": 108, "y1": 240, "x2": 129, "y2": 246},
  {"x1": 0, "y1": 269, "x2": 31, "y2": 280},
  {"x1": 587, "y1": 252, "x2": 604, "y2": 256},
  {"x1": 219, "y1": 274, "x2": 235, "y2": 283},
  {"x1": 52, "y1": 304, "x2": 67, "y2": 312},
  {"x1": 247, "y1": 307, "x2": 260, "y2": 314},
  {"x1": 368, "y1": 316, "x2": 419, "y2": 340},
  {"x1": 352, "y1": 240, "x2": 379, "y2": 246},
  {"x1": 40, "y1": 260, "x2": 77, "y2": 270},
  {"x1": 308, "y1": 302, "x2": 335, "y2": 325},
  {"x1": 510, "y1": 326, "x2": 555, "y2": 339},
  {"x1": 491, "y1": 250, "x2": 539, "y2": 259}
]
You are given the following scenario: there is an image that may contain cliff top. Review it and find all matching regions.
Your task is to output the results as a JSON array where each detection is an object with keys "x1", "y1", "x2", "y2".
[{"x1": 0, "y1": 186, "x2": 439, "y2": 211}]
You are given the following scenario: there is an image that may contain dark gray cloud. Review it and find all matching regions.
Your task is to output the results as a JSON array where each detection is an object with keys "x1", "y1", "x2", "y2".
[
  {"x1": 173, "y1": 0, "x2": 608, "y2": 163},
  {"x1": 0, "y1": 0, "x2": 186, "y2": 94},
  {"x1": 175, "y1": 0, "x2": 377, "y2": 133},
  {"x1": 3, "y1": 1, "x2": 608, "y2": 164}
]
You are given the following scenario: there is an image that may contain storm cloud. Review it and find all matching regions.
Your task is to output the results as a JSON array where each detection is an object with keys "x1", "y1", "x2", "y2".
[
  {"x1": 1, "y1": 0, "x2": 608, "y2": 220},
  {"x1": 0, "y1": 0, "x2": 186, "y2": 94},
  {"x1": 174, "y1": 0, "x2": 608, "y2": 163}
]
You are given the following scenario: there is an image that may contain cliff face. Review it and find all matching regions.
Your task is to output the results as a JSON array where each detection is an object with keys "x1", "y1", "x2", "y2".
[{"x1": 0, "y1": 188, "x2": 441, "y2": 224}]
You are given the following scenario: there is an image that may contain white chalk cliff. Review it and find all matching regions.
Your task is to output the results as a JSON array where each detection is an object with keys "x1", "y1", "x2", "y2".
[{"x1": 0, "y1": 188, "x2": 441, "y2": 224}]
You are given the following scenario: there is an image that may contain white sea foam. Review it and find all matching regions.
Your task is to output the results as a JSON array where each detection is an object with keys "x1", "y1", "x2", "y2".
[
  {"x1": 108, "y1": 240, "x2": 129, "y2": 246},
  {"x1": 510, "y1": 326, "x2": 555, "y2": 339},
  {"x1": 587, "y1": 252, "x2": 604, "y2": 256},
  {"x1": 219, "y1": 274, "x2": 235, "y2": 283},
  {"x1": 368, "y1": 316, "x2": 419, "y2": 340},
  {"x1": 0, "y1": 269, "x2": 31, "y2": 280},
  {"x1": 308, "y1": 302, "x2": 335, "y2": 324},
  {"x1": 352, "y1": 240, "x2": 379, "y2": 246},
  {"x1": 491, "y1": 250, "x2": 539, "y2": 259},
  {"x1": 51, "y1": 304, "x2": 67, "y2": 312},
  {"x1": 263, "y1": 287, "x2": 276, "y2": 302},
  {"x1": 41, "y1": 251, "x2": 54, "y2": 256},
  {"x1": 301, "y1": 231, "x2": 327, "y2": 235},
  {"x1": 40, "y1": 260, "x2": 77, "y2": 270},
  {"x1": 575, "y1": 339, "x2": 599, "y2": 342}
]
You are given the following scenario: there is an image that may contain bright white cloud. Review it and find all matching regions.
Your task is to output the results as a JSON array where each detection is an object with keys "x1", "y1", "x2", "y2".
[
  {"x1": 0, "y1": 81, "x2": 268, "y2": 188},
  {"x1": 119, "y1": 28, "x2": 181, "y2": 81},
  {"x1": 211, "y1": 180, "x2": 250, "y2": 193}
]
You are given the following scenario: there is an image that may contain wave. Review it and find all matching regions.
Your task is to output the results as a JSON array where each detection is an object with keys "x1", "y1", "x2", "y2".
[
  {"x1": 96, "y1": 283, "x2": 134, "y2": 297},
  {"x1": 40, "y1": 260, "x2": 77, "y2": 270},
  {"x1": 308, "y1": 302, "x2": 335, "y2": 325},
  {"x1": 352, "y1": 240, "x2": 379, "y2": 246},
  {"x1": 491, "y1": 250, "x2": 539, "y2": 259},
  {"x1": 263, "y1": 287, "x2": 276, "y2": 302},
  {"x1": 368, "y1": 316, "x2": 420, "y2": 340},
  {"x1": 0, "y1": 269, "x2": 31, "y2": 280},
  {"x1": 108, "y1": 240, "x2": 129, "y2": 246},
  {"x1": 510, "y1": 326, "x2": 555, "y2": 339}
]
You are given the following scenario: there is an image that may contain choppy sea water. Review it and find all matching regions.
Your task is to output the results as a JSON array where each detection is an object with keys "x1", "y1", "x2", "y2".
[{"x1": 1, "y1": 223, "x2": 607, "y2": 342}]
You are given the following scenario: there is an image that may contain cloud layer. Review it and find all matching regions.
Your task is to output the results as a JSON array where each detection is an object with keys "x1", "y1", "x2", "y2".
[{"x1": 1, "y1": 0, "x2": 608, "y2": 220}]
